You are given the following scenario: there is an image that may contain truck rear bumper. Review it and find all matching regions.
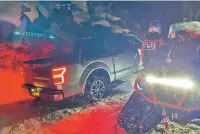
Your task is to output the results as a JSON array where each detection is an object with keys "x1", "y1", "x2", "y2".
[
  {"x1": 23, "y1": 84, "x2": 64, "y2": 101},
  {"x1": 22, "y1": 84, "x2": 83, "y2": 101}
]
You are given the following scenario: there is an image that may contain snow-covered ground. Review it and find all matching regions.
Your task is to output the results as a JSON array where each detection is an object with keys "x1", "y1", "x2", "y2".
[{"x1": 1, "y1": 73, "x2": 200, "y2": 134}]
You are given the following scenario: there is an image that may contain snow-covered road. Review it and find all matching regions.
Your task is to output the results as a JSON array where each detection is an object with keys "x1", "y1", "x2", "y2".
[
  {"x1": 0, "y1": 71, "x2": 135, "y2": 134},
  {"x1": 1, "y1": 71, "x2": 200, "y2": 134}
]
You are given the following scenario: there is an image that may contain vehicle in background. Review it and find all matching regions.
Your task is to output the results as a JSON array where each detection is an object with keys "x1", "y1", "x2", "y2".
[
  {"x1": 168, "y1": 21, "x2": 200, "y2": 41},
  {"x1": 22, "y1": 33, "x2": 142, "y2": 102}
]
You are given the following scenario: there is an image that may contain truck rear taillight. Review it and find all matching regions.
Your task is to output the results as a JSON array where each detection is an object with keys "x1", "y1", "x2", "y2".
[{"x1": 52, "y1": 67, "x2": 68, "y2": 85}]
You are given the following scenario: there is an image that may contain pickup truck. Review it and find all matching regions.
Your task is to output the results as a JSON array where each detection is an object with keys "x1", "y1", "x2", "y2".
[{"x1": 22, "y1": 33, "x2": 142, "y2": 102}]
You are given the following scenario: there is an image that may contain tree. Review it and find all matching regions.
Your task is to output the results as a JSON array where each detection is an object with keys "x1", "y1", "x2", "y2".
[{"x1": 181, "y1": 1, "x2": 200, "y2": 21}]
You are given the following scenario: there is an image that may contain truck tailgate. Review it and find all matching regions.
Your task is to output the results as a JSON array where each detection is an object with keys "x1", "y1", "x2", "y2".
[{"x1": 23, "y1": 63, "x2": 55, "y2": 89}]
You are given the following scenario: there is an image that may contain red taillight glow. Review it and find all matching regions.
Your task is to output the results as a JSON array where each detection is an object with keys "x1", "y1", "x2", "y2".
[
  {"x1": 20, "y1": 67, "x2": 24, "y2": 79},
  {"x1": 52, "y1": 67, "x2": 68, "y2": 85}
]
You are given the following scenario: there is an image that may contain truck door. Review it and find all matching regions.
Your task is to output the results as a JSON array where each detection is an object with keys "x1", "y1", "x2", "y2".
[
  {"x1": 105, "y1": 34, "x2": 141, "y2": 79},
  {"x1": 125, "y1": 35, "x2": 142, "y2": 70}
]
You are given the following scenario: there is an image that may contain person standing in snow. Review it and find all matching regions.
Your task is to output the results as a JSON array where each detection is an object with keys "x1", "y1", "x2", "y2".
[{"x1": 141, "y1": 21, "x2": 166, "y2": 67}]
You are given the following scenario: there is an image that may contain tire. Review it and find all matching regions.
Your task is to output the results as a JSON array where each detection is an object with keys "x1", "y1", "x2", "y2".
[{"x1": 84, "y1": 75, "x2": 107, "y2": 103}]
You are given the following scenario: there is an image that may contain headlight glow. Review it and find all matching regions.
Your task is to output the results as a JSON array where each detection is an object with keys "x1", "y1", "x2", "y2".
[{"x1": 146, "y1": 76, "x2": 193, "y2": 89}]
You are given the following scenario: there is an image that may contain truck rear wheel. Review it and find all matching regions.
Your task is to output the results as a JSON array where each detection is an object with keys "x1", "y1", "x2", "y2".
[{"x1": 84, "y1": 76, "x2": 107, "y2": 102}]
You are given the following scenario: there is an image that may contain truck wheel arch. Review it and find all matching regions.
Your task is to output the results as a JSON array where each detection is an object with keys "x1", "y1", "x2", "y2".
[{"x1": 80, "y1": 63, "x2": 112, "y2": 93}]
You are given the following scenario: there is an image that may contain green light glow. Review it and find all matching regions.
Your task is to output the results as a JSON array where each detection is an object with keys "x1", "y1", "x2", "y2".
[{"x1": 13, "y1": 31, "x2": 55, "y2": 39}]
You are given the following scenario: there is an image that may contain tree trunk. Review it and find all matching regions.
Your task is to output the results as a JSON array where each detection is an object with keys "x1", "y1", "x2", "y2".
[
  {"x1": 189, "y1": 6, "x2": 193, "y2": 21},
  {"x1": 182, "y1": 2, "x2": 193, "y2": 21}
]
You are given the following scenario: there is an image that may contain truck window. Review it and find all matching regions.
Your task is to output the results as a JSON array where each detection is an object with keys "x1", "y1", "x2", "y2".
[
  {"x1": 104, "y1": 34, "x2": 128, "y2": 55},
  {"x1": 80, "y1": 38, "x2": 109, "y2": 61},
  {"x1": 126, "y1": 35, "x2": 142, "y2": 52},
  {"x1": 111, "y1": 34, "x2": 142, "y2": 54}
]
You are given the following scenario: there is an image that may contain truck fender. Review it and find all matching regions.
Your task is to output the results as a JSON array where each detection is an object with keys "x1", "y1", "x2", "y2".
[{"x1": 80, "y1": 61, "x2": 113, "y2": 93}]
